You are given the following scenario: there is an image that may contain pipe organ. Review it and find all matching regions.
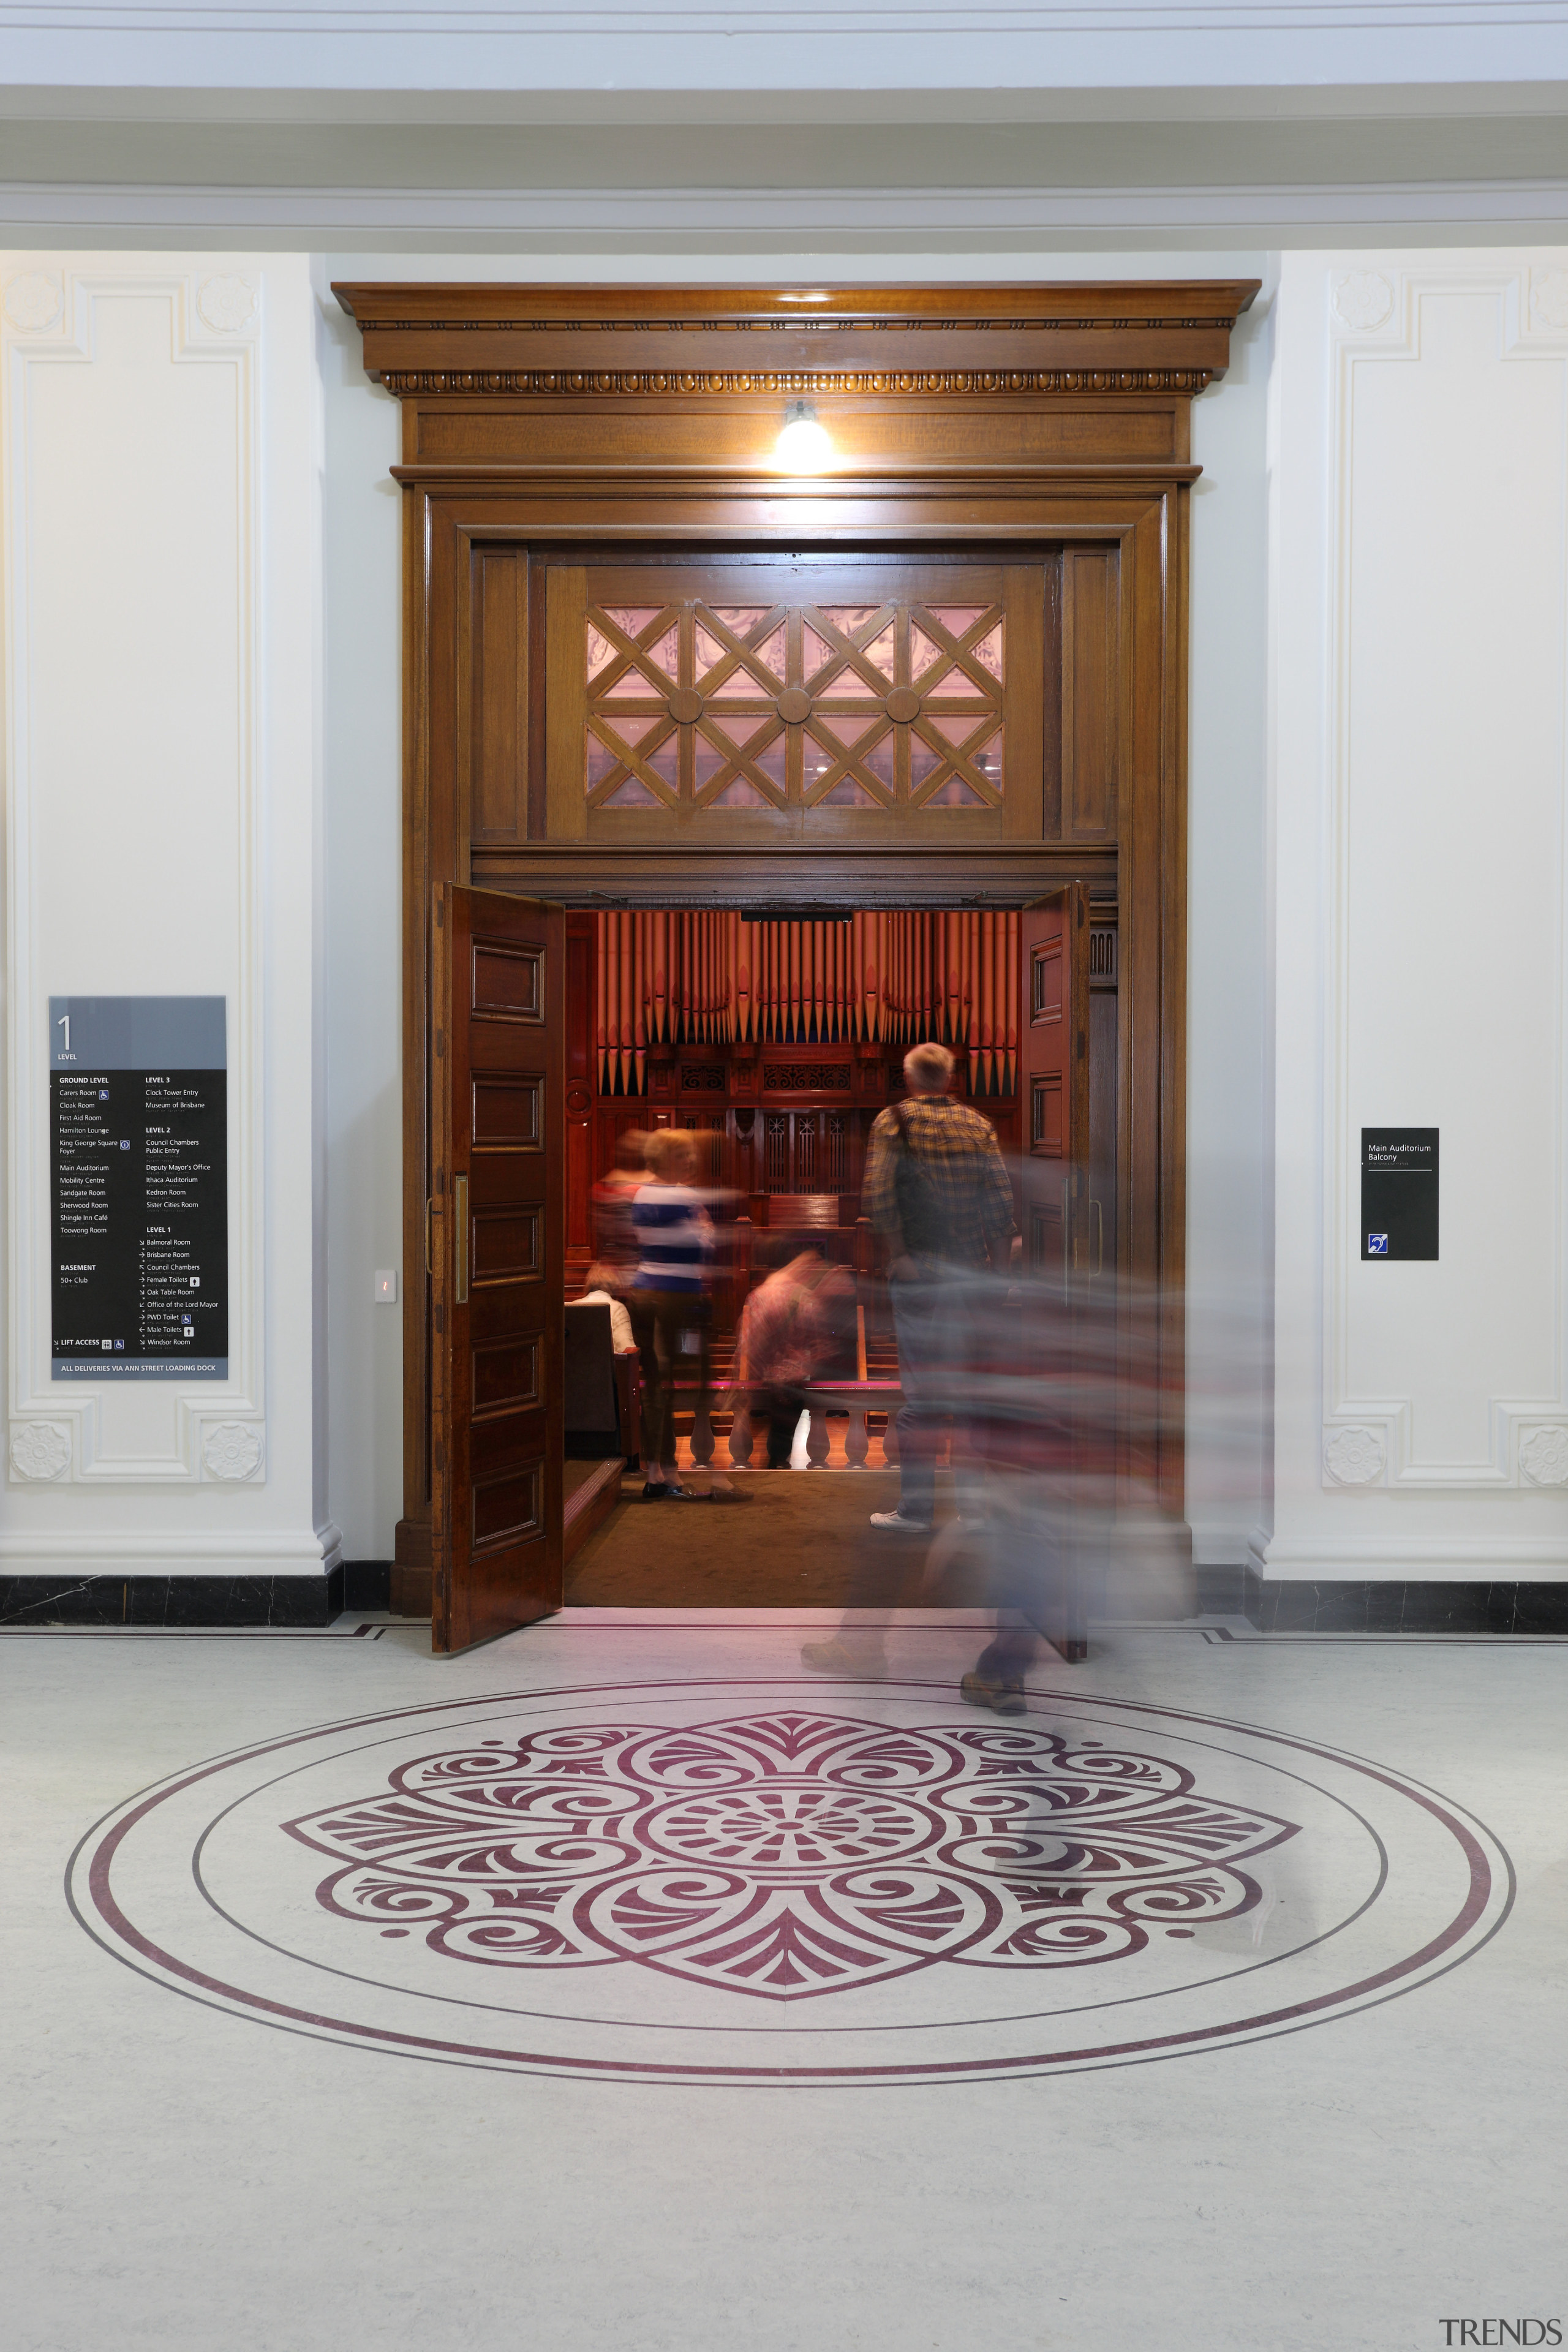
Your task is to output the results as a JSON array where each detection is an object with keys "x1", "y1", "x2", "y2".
[
  {"x1": 594, "y1": 909, "x2": 1020, "y2": 1097},
  {"x1": 567, "y1": 908, "x2": 1027, "y2": 1298},
  {"x1": 565, "y1": 902, "x2": 1120, "y2": 1303}
]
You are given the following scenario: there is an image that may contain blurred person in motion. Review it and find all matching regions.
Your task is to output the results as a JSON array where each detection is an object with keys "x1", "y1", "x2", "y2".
[
  {"x1": 799, "y1": 1046, "x2": 1014, "y2": 1678},
  {"x1": 591, "y1": 1129, "x2": 649, "y2": 1284},
  {"x1": 628, "y1": 1128, "x2": 714, "y2": 1501},
  {"x1": 859, "y1": 1040, "x2": 1017, "y2": 1533},
  {"x1": 956, "y1": 1261, "x2": 1168, "y2": 1714},
  {"x1": 736, "y1": 1233, "x2": 856, "y2": 1469}
]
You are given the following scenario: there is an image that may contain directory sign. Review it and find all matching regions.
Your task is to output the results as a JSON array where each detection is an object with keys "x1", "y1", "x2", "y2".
[
  {"x1": 1360, "y1": 1127, "x2": 1438, "y2": 1262},
  {"x1": 50, "y1": 997, "x2": 229, "y2": 1378}
]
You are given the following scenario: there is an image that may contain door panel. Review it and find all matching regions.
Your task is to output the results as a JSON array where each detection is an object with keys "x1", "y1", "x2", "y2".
[
  {"x1": 1020, "y1": 886, "x2": 1090, "y2": 1284},
  {"x1": 432, "y1": 886, "x2": 565, "y2": 1652},
  {"x1": 1019, "y1": 885, "x2": 1094, "y2": 1662}
]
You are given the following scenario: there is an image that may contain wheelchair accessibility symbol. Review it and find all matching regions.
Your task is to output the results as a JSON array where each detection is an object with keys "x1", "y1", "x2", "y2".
[{"x1": 1368, "y1": 1233, "x2": 1389, "y2": 1255}]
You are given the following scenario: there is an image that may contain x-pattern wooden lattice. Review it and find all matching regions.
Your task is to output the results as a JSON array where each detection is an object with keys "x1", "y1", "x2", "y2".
[{"x1": 586, "y1": 600, "x2": 1005, "y2": 814}]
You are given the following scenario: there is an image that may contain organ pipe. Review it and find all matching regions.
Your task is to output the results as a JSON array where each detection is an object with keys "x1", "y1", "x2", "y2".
[{"x1": 592, "y1": 910, "x2": 1020, "y2": 1092}]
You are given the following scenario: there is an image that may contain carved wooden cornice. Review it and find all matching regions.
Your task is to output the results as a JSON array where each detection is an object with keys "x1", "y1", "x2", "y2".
[
  {"x1": 377, "y1": 368, "x2": 1219, "y2": 399},
  {"x1": 334, "y1": 281, "x2": 1259, "y2": 401}
]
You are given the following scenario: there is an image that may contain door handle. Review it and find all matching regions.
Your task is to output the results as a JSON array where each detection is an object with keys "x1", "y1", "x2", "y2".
[
  {"x1": 425, "y1": 1197, "x2": 434, "y2": 1277},
  {"x1": 454, "y1": 1174, "x2": 469, "y2": 1305},
  {"x1": 1090, "y1": 1196, "x2": 1104, "y2": 1276}
]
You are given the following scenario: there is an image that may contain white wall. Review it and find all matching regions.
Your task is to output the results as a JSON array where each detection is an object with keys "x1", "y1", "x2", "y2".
[
  {"x1": 318, "y1": 281, "x2": 402, "y2": 1562},
  {"x1": 1264, "y1": 249, "x2": 1568, "y2": 1581},
  {"x1": 1188, "y1": 281, "x2": 1273, "y2": 1566},
  {"x1": 1, "y1": 251, "x2": 334, "y2": 1578}
]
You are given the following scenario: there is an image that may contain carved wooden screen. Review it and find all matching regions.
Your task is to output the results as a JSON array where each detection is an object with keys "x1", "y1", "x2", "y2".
[{"x1": 546, "y1": 561, "x2": 1044, "y2": 841}]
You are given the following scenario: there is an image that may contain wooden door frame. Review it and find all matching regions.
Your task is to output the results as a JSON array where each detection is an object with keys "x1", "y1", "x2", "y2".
[{"x1": 333, "y1": 279, "x2": 1258, "y2": 1601}]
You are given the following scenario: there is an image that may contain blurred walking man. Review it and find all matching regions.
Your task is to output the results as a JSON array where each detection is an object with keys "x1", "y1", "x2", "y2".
[{"x1": 861, "y1": 1042, "x2": 1017, "y2": 1532}]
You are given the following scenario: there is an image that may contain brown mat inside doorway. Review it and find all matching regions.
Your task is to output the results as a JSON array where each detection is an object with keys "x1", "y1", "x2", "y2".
[{"x1": 565, "y1": 1469, "x2": 991, "y2": 1608}]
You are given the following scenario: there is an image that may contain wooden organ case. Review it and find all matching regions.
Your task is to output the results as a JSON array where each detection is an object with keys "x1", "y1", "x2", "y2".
[{"x1": 333, "y1": 279, "x2": 1259, "y2": 1618}]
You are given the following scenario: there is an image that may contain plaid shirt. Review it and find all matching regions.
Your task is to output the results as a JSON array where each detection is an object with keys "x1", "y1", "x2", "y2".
[{"x1": 863, "y1": 1095, "x2": 1017, "y2": 1266}]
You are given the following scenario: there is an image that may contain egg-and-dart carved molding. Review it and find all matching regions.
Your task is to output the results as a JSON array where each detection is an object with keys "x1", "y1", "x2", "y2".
[{"x1": 379, "y1": 368, "x2": 1216, "y2": 399}]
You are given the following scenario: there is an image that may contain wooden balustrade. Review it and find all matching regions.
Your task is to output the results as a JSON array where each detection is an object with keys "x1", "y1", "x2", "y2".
[{"x1": 676, "y1": 1378, "x2": 902, "y2": 1472}]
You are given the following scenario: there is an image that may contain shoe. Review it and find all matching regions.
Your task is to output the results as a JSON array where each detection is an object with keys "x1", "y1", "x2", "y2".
[
  {"x1": 869, "y1": 1509, "x2": 931, "y2": 1532},
  {"x1": 799, "y1": 1639, "x2": 861, "y2": 1675},
  {"x1": 960, "y1": 1672, "x2": 1027, "y2": 1717},
  {"x1": 641, "y1": 1481, "x2": 671, "y2": 1501}
]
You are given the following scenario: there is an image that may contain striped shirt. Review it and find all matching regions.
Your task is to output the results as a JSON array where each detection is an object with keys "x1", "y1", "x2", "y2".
[{"x1": 630, "y1": 1182, "x2": 711, "y2": 1294}]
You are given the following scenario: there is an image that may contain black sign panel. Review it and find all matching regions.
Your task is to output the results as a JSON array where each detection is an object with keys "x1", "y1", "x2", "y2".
[
  {"x1": 1360, "y1": 1127, "x2": 1438, "y2": 1261},
  {"x1": 50, "y1": 997, "x2": 229, "y2": 1379}
]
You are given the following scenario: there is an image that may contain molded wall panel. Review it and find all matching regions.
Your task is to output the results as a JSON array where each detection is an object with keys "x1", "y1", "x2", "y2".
[
  {"x1": 1, "y1": 252, "x2": 332, "y2": 1577},
  {"x1": 1266, "y1": 249, "x2": 1568, "y2": 1580}
]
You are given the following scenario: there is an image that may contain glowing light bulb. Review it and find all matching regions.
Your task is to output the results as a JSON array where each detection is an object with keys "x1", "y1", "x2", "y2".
[{"x1": 775, "y1": 399, "x2": 834, "y2": 473}]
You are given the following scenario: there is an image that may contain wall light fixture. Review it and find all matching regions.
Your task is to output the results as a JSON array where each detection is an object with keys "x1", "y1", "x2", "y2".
[{"x1": 774, "y1": 399, "x2": 834, "y2": 473}]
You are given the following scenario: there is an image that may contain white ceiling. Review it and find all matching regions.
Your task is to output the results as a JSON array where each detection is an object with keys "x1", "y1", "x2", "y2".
[{"x1": 4, "y1": 6, "x2": 1568, "y2": 250}]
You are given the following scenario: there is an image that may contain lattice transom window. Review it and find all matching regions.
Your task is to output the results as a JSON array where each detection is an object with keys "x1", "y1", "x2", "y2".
[{"x1": 584, "y1": 600, "x2": 1005, "y2": 814}]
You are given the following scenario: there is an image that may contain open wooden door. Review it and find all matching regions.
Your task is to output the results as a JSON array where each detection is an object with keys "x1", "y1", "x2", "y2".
[
  {"x1": 1019, "y1": 884, "x2": 1095, "y2": 1660},
  {"x1": 431, "y1": 886, "x2": 565, "y2": 1653}
]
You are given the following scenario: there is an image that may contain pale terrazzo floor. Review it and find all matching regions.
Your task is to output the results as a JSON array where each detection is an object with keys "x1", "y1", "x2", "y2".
[{"x1": 4, "y1": 1607, "x2": 1565, "y2": 2352}]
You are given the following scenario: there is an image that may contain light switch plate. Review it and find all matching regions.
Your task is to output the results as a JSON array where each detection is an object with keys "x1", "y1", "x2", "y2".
[{"x1": 374, "y1": 1269, "x2": 398, "y2": 1303}]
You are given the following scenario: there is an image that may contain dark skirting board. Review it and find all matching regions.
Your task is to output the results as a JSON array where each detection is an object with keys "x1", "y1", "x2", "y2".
[
  {"x1": 4, "y1": 1556, "x2": 1562, "y2": 1634},
  {"x1": 1232, "y1": 1571, "x2": 1568, "y2": 1635},
  {"x1": 0, "y1": 1562, "x2": 355, "y2": 1628}
]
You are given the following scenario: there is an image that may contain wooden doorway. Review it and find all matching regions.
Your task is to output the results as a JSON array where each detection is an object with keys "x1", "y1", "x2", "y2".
[{"x1": 334, "y1": 279, "x2": 1259, "y2": 1621}]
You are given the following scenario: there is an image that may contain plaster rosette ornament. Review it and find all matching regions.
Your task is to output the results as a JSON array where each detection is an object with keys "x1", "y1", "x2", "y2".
[
  {"x1": 2, "y1": 271, "x2": 63, "y2": 334},
  {"x1": 1333, "y1": 271, "x2": 1395, "y2": 333},
  {"x1": 201, "y1": 1422, "x2": 264, "y2": 1482},
  {"x1": 1324, "y1": 1425, "x2": 1386, "y2": 1486},
  {"x1": 197, "y1": 274, "x2": 257, "y2": 335},
  {"x1": 10, "y1": 1420, "x2": 72, "y2": 1480},
  {"x1": 1518, "y1": 1425, "x2": 1568, "y2": 1487},
  {"x1": 1531, "y1": 270, "x2": 1568, "y2": 333}
]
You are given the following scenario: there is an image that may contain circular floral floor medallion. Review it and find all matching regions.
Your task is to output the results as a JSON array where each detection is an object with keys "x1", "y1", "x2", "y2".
[{"x1": 69, "y1": 1678, "x2": 1512, "y2": 2086}]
